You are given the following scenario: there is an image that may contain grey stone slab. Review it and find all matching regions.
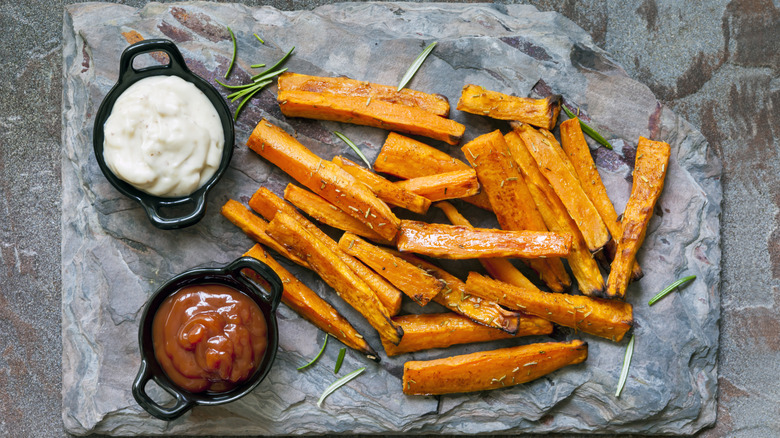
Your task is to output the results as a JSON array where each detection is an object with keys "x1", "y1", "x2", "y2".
[{"x1": 62, "y1": 1, "x2": 721, "y2": 435}]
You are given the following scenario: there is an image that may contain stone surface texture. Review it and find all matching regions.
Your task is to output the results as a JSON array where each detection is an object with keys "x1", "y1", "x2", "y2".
[
  {"x1": 60, "y1": 1, "x2": 720, "y2": 435},
  {"x1": 0, "y1": 1, "x2": 777, "y2": 438}
]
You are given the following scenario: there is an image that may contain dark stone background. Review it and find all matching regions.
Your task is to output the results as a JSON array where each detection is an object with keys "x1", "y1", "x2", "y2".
[{"x1": 0, "y1": 0, "x2": 777, "y2": 436}]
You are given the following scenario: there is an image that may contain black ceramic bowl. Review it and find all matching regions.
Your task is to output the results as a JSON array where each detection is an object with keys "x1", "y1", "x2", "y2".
[
  {"x1": 93, "y1": 39, "x2": 234, "y2": 229},
  {"x1": 132, "y1": 257, "x2": 283, "y2": 421}
]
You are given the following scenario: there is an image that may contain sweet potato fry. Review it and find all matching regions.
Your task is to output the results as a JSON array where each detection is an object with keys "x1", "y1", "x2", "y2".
[
  {"x1": 462, "y1": 130, "x2": 570, "y2": 291},
  {"x1": 332, "y1": 155, "x2": 431, "y2": 214},
  {"x1": 247, "y1": 118, "x2": 400, "y2": 241},
  {"x1": 277, "y1": 72, "x2": 450, "y2": 117},
  {"x1": 402, "y1": 340, "x2": 587, "y2": 395},
  {"x1": 278, "y1": 90, "x2": 465, "y2": 145},
  {"x1": 559, "y1": 118, "x2": 643, "y2": 282},
  {"x1": 435, "y1": 201, "x2": 540, "y2": 292},
  {"x1": 339, "y1": 233, "x2": 444, "y2": 306},
  {"x1": 456, "y1": 84, "x2": 561, "y2": 130},
  {"x1": 266, "y1": 212, "x2": 404, "y2": 344},
  {"x1": 396, "y1": 220, "x2": 571, "y2": 260},
  {"x1": 220, "y1": 199, "x2": 308, "y2": 267},
  {"x1": 249, "y1": 187, "x2": 403, "y2": 316},
  {"x1": 512, "y1": 122, "x2": 611, "y2": 253},
  {"x1": 466, "y1": 272, "x2": 633, "y2": 342},
  {"x1": 606, "y1": 137, "x2": 671, "y2": 299},
  {"x1": 504, "y1": 131, "x2": 605, "y2": 296},
  {"x1": 374, "y1": 133, "x2": 493, "y2": 210},
  {"x1": 390, "y1": 251, "x2": 524, "y2": 334},
  {"x1": 394, "y1": 169, "x2": 480, "y2": 202},
  {"x1": 242, "y1": 244, "x2": 378, "y2": 360},
  {"x1": 381, "y1": 313, "x2": 552, "y2": 356},
  {"x1": 283, "y1": 184, "x2": 391, "y2": 244}
]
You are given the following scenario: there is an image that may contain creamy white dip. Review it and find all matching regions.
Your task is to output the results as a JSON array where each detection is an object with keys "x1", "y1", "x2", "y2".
[{"x1": 103, "y1": 75, "x2": 224, "y2": 197}]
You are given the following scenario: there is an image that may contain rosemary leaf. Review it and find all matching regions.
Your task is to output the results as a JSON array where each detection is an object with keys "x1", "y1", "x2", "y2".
[
  {"x1": 254, "y1": 33, "x2": 265, "y2": 44},
  {"x1": 615, "y1": 334, "x2": 635, "y2": 397},
  {"x1": 397, "y1": 41, "x2": 437, "y2": 91},
  {"x1": 334, "y1": 348, "x2": 346, "y2": 374},
  {"x1": 297, "y1": 334, "x2": 328, "y2": 371},
  {"x1": 648, "y1": 275, "x2": 696, "y2": 306},
  {"x1": 224, "y1": 26, "x2": 237, "y2": 79},
  {"x1": 233, "y1": 81, "x2": 270, "y2": 120},
  {"x1": 334, "y1": 131, "x2": 372, "y2": 169},
  {"x1": 251, "y1": 46, "x2": 295, "y2": 81},
  {"x1": 317, "y1": 367, "x2": 366, "y2": 407},
  {"x1": 562, "y1": 105, "x2": 613, "y2": 150}
]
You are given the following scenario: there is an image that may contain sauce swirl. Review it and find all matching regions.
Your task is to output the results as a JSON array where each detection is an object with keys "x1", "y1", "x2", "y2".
[{"x1": 152, "y1": 284, "x2": 268, "y2": 393}]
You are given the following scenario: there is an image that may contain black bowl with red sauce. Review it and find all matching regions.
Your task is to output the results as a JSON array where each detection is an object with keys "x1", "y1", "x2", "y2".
[{"x1": 133, "y1": 257, "x2": 283, "y2": 421}]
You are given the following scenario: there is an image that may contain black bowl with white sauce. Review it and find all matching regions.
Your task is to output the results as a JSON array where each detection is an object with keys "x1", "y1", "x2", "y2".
[{"x1": 93, "y1": 39, "x2": 234, "y2": 229}]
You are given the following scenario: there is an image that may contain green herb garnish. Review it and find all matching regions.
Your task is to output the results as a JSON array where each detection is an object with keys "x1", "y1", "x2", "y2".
[
  {"x1": 648, "y1": 275, "x2": 696, "y2": 306},
  {"x1": 254, "y1": 33, "x2": 265, "y2": 44},
  {"x1": 224, "y1": 26, "x2": 237, "y2": 79},
  {"x1": 297, "y1": 334, "x2": 328, "y2": 371},
  {"x1": 615, "y1": 334, "x2": 635, "y2": 397},
  {"x1": 216, "y1": 42, "x2": 294, "y2": 120},
  {"x1": 334, "y1": 348, "x2": 346, "y2": 373},
  {"x1": 317, "y1": 366, "x2": 366, "y2": 407},
  {"x1": 334, "y1": 131, "x2": 372, "y2": 169},
  {"x1": 562, "y1": 105, "x2": 613, "y2": 150},
  {"x1": 397, "y1": 41, "x2": 437, "y2": 92}
]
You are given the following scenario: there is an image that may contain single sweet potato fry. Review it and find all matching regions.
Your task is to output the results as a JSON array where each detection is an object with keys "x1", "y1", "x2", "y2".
[
  {"x1": 283, "y1": 184, "x2": 391, "y2": 244},
  {"x1": 456, "y1": 84, "x2": 561, "y2": 130},
  {"x1": 435, "y1": 201, "x2": 539, "y2": 292},
  {"x1": 394, "y1": 169, "x2": 480, "y2": 202},
  {"x1": 606, "y1": 137, "x2": 671, "y2": 299},
  {"x1": 402, "y1": 340, "x2": 587, "y2": 395},
  {"x1": 466, "y1": 272, "x2": 633, "y2": 342},
  {"x1": 390, "y1": 251, "x2": 523, "y2": 334},
  {"x1": 396, "y1": 220, "x2": 571, "y2": 260},
  {"x1": 249, "y1": 187, "x2": 403, "y2": 316},
  {"x1": 374, "y1": 133, "x2": 493, "y2": 210},
  {"x1": 504, "y1": 131, "x2": 605, "y2": 296},
  {"x1": 243, "y1": 244, "x2": 378, "y2": 361},
  {"x1": 278, "y1": 90, "x2": 465, "y2": 145},
  {"x1": 220, "y1": 199, "x2": 308, "y2": 267},
  {"x1": 266, "y1": 212, "x2": 404, "y2": 344},
  {"x1": 381, "y1": 312, "x2": 552, "y2": 356},
  {"x1": 512, "y1": 123, "x2": 611, "y2": 253},
  {"x1": 462, "y1": 130, "x2": 571, "y2": 291},
  {"x1": 277, "y1": 72, "x2": 450, "y2": 117},
  {"x1": 559, "y1": 118, "x2": 643, "y2": 282},
  {"x1": 247, "y1": 118, "x2": 400, "y2": 241},
  {"x1": 332, "y1": 155, "x2": 431, "y2": 214},
  {"x1": 339, "y1": 232, "x2": 444, "y2": 306}
]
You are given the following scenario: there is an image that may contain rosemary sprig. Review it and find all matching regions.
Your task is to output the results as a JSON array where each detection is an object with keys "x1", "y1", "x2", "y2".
[
  {"x1": 397, "y1": 41, "x2": 437, "y2": 91},
  {"x1": 334, "y1": 131, "x2": 372, "y2": 169},
  {"x1": 297, "y1": 334, "x2": 328, "y2": 371},
  {"x1": 562, "y1": 105, "x2": 613, "y2": 150},
  {"x1": 216, "y1": 39, "x2": 294, "y2": 120},
  {"x1": 615, "y1": 334, "x2": 635, "y2": 397},
  {"x1": 334, "y1": 348, "x2": 346, "y2": 373},
  {"x1": 224, "y1": 26, "x2": 237, "y2": 79},
  {"x1": 317, "y1": 367, "x2": 366, "y2": 407},
  {"x1": 648, "y1": 275, "x2": 696, "y2": 306}
]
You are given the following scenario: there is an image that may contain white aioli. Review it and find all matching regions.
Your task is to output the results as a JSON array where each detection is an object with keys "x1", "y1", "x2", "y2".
[{"x1": 103, "y1": 75, "x2": 224, "y2": 197}]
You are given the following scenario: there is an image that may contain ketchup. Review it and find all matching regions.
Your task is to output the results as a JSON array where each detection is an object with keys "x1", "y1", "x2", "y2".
[{"x1": 152, "y1": 284, "x2": 268, "y2": 393}]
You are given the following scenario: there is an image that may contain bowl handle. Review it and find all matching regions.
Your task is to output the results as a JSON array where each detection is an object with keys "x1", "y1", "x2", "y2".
[
  {"x1": 132, "y1": 358, "x2": 194, "y2": 421},
  {"x1": 228, "y1": 257, "x2": 284, "y2": 312},
  {"x1": 139, "y1": 194, "x2": 207, "y2": 230},
  {"x1": 119, "y1": 39, "x2": 190, "y2": 81}
]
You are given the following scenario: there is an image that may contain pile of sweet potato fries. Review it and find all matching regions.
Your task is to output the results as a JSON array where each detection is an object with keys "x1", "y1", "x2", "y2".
[{"x1": 221, "y1": 72, "x2": 671, "y2": 396}]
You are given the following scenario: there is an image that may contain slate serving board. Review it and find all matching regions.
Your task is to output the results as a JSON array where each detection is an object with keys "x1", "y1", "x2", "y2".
[{"x1": 62, "y1": 2, "x2": 722, "y2": 435}]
